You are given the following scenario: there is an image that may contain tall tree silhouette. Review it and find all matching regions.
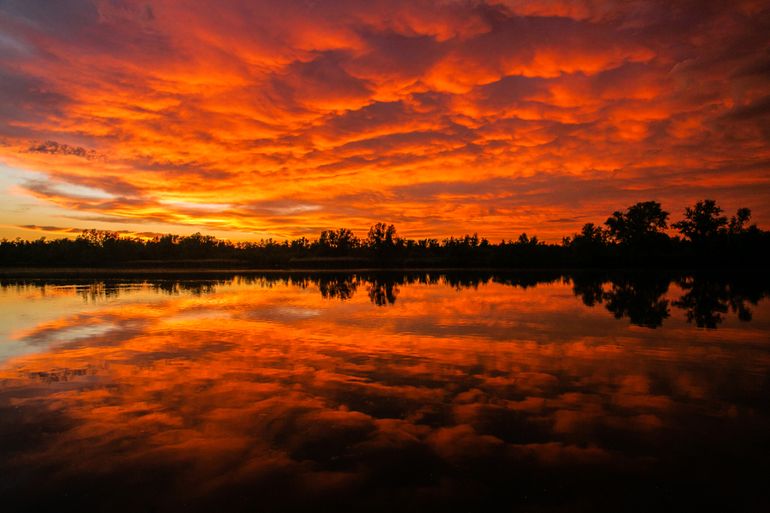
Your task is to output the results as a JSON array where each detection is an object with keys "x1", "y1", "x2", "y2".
[
  {"x1": 318, "y1": 228, "x2": 359, "y2": 254},
  {"x1": 605, "y1": 201, "x2": 669, "y2": 245},
  {"x1": 672, "y1": 199, "x2": 727, "y2": 242},
  {"x1": 366, "y1": 223, "x2": 397, "y2": 251},
  {"x1": 728, "y1": 207, "x2": 752, "y2": 235}
]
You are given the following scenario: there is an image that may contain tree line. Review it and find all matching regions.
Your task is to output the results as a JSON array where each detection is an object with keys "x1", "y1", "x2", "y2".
[{"x1": 1, "y1": 199, "x2": 768, "y2": 268}]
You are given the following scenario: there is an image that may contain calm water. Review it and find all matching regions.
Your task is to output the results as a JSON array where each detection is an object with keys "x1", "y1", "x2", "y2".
[{"x1": 1, "y1": 272, "x2": 769, "y2": 512}]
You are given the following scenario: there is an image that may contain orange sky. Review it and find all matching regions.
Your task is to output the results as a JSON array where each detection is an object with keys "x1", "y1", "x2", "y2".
[{"x1": 1, "y1": 0, "x2": 769, "y2": 241}]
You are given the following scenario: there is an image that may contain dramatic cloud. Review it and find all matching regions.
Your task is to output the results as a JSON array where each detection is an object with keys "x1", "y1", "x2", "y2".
[{"x1": 0, "y1": 0, "x2": 769, "y2": 240}]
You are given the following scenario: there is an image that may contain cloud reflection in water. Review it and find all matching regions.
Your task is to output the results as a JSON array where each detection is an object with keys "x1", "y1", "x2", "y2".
[{"x1": 0, "y1": 273, "x2": 769, "y2": 512}]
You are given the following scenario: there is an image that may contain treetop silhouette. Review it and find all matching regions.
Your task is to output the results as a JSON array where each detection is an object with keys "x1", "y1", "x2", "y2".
[{"x1": 1, "y1": 199, "x2": 767, "y2": 269}]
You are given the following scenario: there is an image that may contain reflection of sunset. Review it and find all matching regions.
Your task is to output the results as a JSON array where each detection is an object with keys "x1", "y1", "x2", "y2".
[
  {"x1": 1, "y1": 276, "x2": 769, "y2": 510},
  {"x1": 1, "y1": 1, "x2": 769, "y2": 240}
]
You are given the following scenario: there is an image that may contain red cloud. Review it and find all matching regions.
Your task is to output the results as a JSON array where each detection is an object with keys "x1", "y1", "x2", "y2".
[{"x1": 0, "y1": 0, "x2": 768, "y2": 240}]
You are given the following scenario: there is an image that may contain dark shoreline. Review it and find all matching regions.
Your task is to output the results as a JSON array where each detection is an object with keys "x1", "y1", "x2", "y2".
[
  {"x1": 4, "y1": 201, "x2": 768, "y2": 273},
  {"x1": 2, "y1": 266, "x2": 769, "y2": 278}
]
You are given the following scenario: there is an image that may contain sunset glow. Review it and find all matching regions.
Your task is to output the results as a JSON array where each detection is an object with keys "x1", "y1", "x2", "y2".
[{"x1": 1, "y1": 0, "x2": 769, "y2": 241}]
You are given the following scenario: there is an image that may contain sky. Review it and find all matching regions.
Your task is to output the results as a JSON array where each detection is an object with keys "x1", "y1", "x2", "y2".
[{"x1": 0, "y1": 0, "x2": 769, "y2": 242}]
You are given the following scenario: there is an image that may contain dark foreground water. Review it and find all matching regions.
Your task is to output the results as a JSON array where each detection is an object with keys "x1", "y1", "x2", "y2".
[{"x1": 1, "y1": 271, "x2": 769, "y2": 512}]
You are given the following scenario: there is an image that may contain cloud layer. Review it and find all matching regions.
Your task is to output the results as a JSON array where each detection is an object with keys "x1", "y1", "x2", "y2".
[{"x1": 1, "y1": 0, "x2": 769, "y2": 239}]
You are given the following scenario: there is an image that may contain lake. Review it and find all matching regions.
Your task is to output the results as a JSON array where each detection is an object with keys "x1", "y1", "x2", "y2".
[{"x1": 1, "y1": 271, "x2": 769, "y2": 512}]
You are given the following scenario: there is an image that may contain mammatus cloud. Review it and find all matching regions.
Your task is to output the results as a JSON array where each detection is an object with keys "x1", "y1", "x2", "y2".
[{"x1": 0, "y1": 0, "x2": 769, "y2": 240}]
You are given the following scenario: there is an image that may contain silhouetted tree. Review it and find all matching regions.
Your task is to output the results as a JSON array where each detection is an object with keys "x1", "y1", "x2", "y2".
[
  {"x1": 605, "y1": 201, "x2": 669, "y2": 245},
  {"x1": 366, "y1": 223, "x2": 397, "y2": 251},
  {"x1": 318, "y1": 228, "x2": 359, "y2": 254},
  {"x1": 290, "y1": 237, "x2": 311, "y2": 251},
  {"x1": 578, "y1": 223, "x2": 607, "y2": 244},
  {"x1": 672, "y1": 199, "x2": 727, "y2": 242},
  {"x1": 728, "y1": 207, "x2": 753, "y2": 235},
  {"x1": 564, "y1": 223, "x2": 610, "y2": 265}
]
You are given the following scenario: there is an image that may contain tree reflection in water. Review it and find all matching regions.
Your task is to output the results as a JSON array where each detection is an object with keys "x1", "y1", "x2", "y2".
[
  {"x1": 0, "y1": 271, "x2": 769, "y2": 512},
  {"x1": 3, "y1": 272, "x2": 769, "y2": 327},
  {"x1": 674, "y1": 275, "x2": 765, "y2": 328},
  {"x1": 570, "y1": 272, "x2": 770, "y2": 329},
  {"x1": 572, "y1": 273, "x2": 671, "y2": 328}
]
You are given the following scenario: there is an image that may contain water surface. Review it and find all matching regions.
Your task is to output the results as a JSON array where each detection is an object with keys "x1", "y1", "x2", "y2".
[{"x1": 1, "y1": 272, "x2": 769, "y2": 512}]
